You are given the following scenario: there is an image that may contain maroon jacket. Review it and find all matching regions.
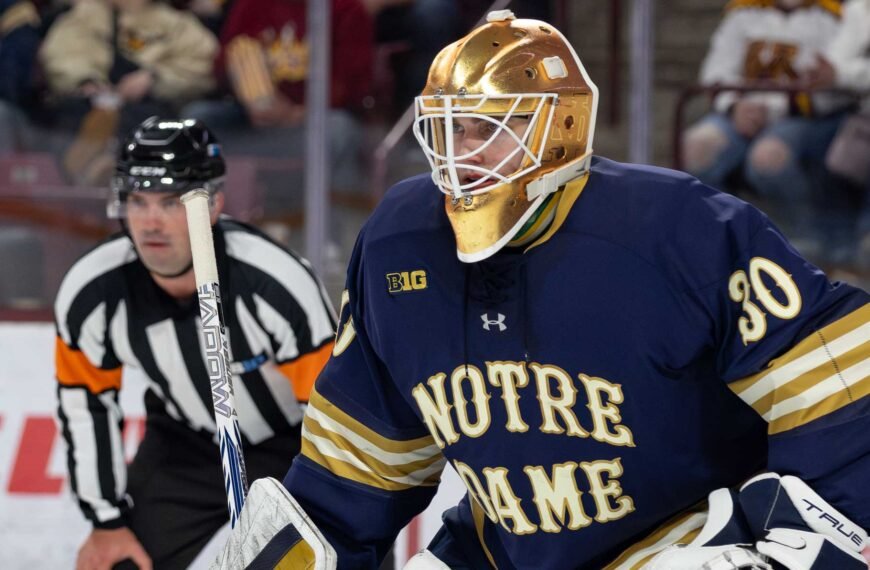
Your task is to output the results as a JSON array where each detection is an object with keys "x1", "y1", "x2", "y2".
[{"x1": 216, "y1": 0, "x2": 373, "y2": 111}]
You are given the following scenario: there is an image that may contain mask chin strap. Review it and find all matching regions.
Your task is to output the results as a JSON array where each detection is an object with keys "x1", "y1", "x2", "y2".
[{"x1": 526, "y1": 153, "x2": 592, "y2": 201}]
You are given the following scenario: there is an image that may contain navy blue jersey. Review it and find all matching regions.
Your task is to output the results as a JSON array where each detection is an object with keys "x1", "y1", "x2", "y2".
[{"x1": 284, "y1": 157, "x2": 869, "y2": 569}]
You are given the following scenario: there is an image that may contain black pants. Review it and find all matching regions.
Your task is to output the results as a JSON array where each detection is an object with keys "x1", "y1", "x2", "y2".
[{"x1": 124, "y1": 415, "x2": 299, "y2": 569}]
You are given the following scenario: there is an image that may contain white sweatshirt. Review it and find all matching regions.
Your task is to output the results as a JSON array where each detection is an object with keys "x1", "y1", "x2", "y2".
[
  {"x1": 699, "y1": 1, "x2": 846, "y2": 119},
  {"x1": 826, "y1": 0, "x2": 870, "y2": 109}
]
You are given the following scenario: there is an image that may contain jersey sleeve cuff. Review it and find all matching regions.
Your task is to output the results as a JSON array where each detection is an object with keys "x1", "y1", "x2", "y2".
[{"x1": 92, "y1": 513, "x2": 130, "y2": 530}]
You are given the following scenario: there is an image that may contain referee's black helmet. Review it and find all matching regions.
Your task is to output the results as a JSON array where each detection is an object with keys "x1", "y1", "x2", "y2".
[{"x1": 108, "y1": 116, "x2": 225, "y2": 218}]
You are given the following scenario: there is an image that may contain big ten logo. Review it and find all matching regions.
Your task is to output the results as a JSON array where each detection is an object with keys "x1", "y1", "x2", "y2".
[
  {"x1": 386, "y1": 270, "x2": 428, "y2": 294},
  {"x1": 1, "y1": 414, "x2": 145, "y2": 494},
  {"x1": 728, "y1": 257, "x2": 802, "y2": 345}
]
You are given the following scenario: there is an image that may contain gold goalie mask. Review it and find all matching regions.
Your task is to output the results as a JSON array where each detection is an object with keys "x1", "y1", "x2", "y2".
[{"x1": 413, "y1": 10, "x2": 598, "y2": 263}]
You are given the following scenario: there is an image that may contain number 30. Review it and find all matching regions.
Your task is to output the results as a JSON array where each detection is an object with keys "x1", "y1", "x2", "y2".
[{"x1": 728, "y1": 257, "x2": 802, "y2": 345}]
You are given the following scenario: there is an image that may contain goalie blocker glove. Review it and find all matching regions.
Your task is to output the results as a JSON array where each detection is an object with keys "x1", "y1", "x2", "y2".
[
  {"x1": 738, "y1": 473, "x2": 867, "y2": 570},
  {"x1": 210, "y1": 477, "x2": 336, "y2": 570}
]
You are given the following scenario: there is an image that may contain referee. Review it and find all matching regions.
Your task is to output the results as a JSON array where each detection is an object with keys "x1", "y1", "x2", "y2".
[{"x1": 54, "y1": 117, "x2": 336, "y2": 569}]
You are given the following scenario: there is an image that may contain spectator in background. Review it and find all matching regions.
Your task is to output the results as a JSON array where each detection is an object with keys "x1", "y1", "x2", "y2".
[
  {"x1": 170, "y1": 0, "x2": 235, "y2": 36},
  {"x1": 363, "y1": 0, "x2": 461, "y2": 119},
  {"x1": 361, "y1": 0, "x2": 555, "y2": 120},
  {"x1": 806, "y1": 0, "x2": 870, "y2": 268},
  {"x1": 38, "y1": 0, "x2": 217, "y2": 184},
  {"x1": 0, "y1": 1, "x2": 42, "y2": 313},
  {"x1": 458, "y1": 0, "x2": 553, "y2": 27},
  {"x1": 182, "y1": 0, "x2": 373, "y2": 196},
  {"x1": 0, "y1": 0, "x2": 41, "y2": 153},
  {"x1": 681, "y1": 0, "x2": 855, "y2": 258}
]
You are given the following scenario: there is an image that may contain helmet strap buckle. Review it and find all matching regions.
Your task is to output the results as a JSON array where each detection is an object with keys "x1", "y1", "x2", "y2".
[{"x1": 526, "y1": 153, "x2": 592, "y2": 200}]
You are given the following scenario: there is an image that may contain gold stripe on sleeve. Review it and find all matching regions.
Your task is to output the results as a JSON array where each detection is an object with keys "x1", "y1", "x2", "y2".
[
  {"x1": 301, "y1": 435, "x2": 440, "y2": 492},
  {"x1": 745, "y1": 341, "x2": 867, "y2": 418},
  {"x1": 603, "y1": 502, "x2": 708, "y2": 570},
  {"x1": 770, "y1": 375, "x2": 869, "y2": 434},
  {"x1": 301, "y1": 386, "x2": 444, "y2": 491},
  {"x1": 309, "y1": 386, "x2": 437, "y2": 454},
  {"x1": 730, "y1": 304, "x2": 869, "y2": 397},
  {"x1": 303, "y1": 414, "x2": 444, "y2": 481},
  {"x1": 729, "y1": 304, "x2": 869, "y2": 434}
]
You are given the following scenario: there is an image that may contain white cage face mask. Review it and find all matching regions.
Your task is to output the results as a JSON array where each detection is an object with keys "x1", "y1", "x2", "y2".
[{"x1": 413, "y1": 93, "x2": 557, "y2": 200}]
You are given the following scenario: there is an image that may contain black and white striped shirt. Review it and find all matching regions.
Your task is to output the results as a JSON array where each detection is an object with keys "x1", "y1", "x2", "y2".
[{"x1": 54, "y1": 219, "x2": 336, "y2": 527}]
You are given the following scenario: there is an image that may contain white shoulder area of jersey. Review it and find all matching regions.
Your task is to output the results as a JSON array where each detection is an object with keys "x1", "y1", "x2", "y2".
[
  {"x1": 55, "y1": 236, "x2": 136, "y2": 336},
  {"x1": 224, "y1": 229, "x2": 336, "y2": 334},
  {"x1": 224, "y1": 229, "x2": 317, "y2": 285}
]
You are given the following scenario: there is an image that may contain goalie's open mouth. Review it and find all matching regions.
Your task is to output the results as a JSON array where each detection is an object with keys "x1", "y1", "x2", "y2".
[{"x1": 461, "y1": 173, "x2": 496, "y2": 190}]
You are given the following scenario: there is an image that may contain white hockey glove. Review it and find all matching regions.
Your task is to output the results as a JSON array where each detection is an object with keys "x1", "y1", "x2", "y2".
[
  {"x1": 738, "y1": 473, "x2": 868, "y2": 570},
  {"x1": 643, "y1": 488, "x2": 771, "y2": 570},
  {"x1": 210, "y1": 477, "x2": 337, "y2": 570},
  {"x1": 403, "y1": 550, "x2": 452, "y2": 570}
]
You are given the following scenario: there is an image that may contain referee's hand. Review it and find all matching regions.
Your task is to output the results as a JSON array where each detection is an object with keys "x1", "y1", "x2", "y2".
[{"x1": 76, "y1": 527, "x2": 152, "y2": 570}]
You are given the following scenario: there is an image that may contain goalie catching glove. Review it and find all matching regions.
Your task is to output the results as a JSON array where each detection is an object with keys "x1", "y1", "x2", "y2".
[
  {"x1": 210, "y1": 477, "x2": 336, "y2": 570},
  {"x1": 739, "y1": 473, "x2": 867, "y2": 570},
  {"x1": 644, "y1": 473, "x2": 867, "y2": 570}
]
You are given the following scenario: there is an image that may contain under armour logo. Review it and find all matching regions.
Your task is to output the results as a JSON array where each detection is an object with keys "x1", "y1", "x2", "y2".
[{"x1": 481, "y1": 313, "x2": 507, "y2": 332}]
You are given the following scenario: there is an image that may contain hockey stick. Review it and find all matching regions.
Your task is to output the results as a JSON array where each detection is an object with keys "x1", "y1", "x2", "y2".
[{"x1": 181, "y1": 189, "x2": 249, "y2": 528}]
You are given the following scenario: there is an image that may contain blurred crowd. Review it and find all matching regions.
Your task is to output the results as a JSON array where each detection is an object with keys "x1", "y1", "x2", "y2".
[
  {"x1": 0, "y1": 0, "x2": 550, "y2": 190},
  {"x1": 681, "y1": 0, "x2": 870, "y2": 270},
  {"x1": 0, "y1": 0, "x2": 553, "y2": 308},
  {"x1": 0, "y1": 0, "x2": 868, "y2": 310}
]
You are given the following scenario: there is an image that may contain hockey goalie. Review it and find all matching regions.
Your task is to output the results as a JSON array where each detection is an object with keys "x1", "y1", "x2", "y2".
[{"x1": 213, "y1": 10, "x2": 869, "y2": 570}]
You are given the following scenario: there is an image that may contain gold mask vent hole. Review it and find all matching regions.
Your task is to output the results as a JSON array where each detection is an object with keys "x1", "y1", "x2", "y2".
[
  {"x1": 564, "y1": 116, "x2": 574, "y2": 129},
  {"x1": 525, "y1": 68, "x2": 537, "y2": 79}
]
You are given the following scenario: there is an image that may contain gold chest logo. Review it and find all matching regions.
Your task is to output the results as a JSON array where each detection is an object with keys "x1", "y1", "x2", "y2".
[
  {"x1": 386, "y1": 270, "x2": 428, "y2": 293},
  {"x1": 744, "y1": 41, "x2": 799, "y2": 81}
]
